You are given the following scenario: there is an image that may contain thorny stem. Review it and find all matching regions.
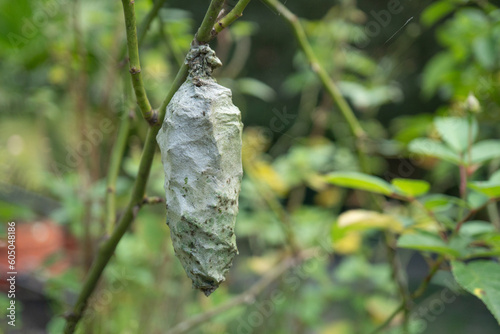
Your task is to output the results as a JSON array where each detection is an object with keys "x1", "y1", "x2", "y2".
[
  {"x1": 121, "y1": 0, "x2": 156, "y2": 124},
  {"x1": 63, "y1": 0, "x2": 250, "y2": 332},
  {"x1": 167, "y1": 249, "x2": 317, "y2": 334},
  {"x1": 260, "y1": 0, "x2": 368, "y2": 172}
]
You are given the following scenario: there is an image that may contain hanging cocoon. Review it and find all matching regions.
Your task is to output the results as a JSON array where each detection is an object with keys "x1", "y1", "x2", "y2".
[{"x1": 156, "y1": 45, "x2": 243, "y2": 296}]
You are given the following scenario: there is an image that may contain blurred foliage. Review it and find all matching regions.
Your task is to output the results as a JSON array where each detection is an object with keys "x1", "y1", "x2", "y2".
[{"x1": 1, "y1": 0, "x2": 500, "y2": 333}]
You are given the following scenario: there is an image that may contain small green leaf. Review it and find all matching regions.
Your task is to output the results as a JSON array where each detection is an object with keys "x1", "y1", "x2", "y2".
[
  {"x1": 471, "y1": 140, "x2": 500, "y2": 164},
  {"x1": 421, "y1": 1, "x2": 456, "y2": 26},
  {"x1": 397, "y1": 232, "x2": 460, "y2": 257},
  {"x1": 468, "y1": 181, "x2": 500, "y2": 198},
  {"x1": 408, "y1": 138, "x2": 461, "y2": 164},
  {"x1": 434, "y1": 117, "x2": 478, "y2": 153},
  {"x1": 236, "y1": 78, "x2": 277, "y2": 102},
  {"x1": 420, "y1": 194, "x2": 465, "y2": 212},
  {"x1": 491, "y1": 170, "x2": 500, "y2": 183},
  {"x1": 459, "y1": 221, "x2": 495, "y2": 237},
  {"x1": 392, "y1": 178, "x2": 430, "y2": 197},
  {"x1": 325, "y1": 172, "x2": 394, "y2": 195},
  {"x1": 336, "y1": 210, "x2": 404, "y2": 233},
  {"x1": 452, "y1": 261, "x2": 500, "y2": 325}
]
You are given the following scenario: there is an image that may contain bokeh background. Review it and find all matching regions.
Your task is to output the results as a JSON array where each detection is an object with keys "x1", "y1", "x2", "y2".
[{"x1": 1, "y1": 0, "x2": 500, "y2": 333}]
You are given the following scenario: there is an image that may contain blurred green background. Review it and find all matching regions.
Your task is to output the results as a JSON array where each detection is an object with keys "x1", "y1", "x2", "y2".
[{"x1": 1, "y1": 0, "x2": 500, "y2": 333}]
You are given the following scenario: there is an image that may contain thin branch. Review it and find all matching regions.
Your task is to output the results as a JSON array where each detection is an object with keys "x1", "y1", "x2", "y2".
[
  {"x1": 142, "y1": 196, "x2": 164, "y2": 205},
  {"x1": 370, "y1": 255, "x2": 445, "y2": 334},
  {"x1": 104, "y1": 108, "x2": 132, "y2": 236},
  {"x1": 260, "y1": 0, "x2": 368, "y2": 170},
  {"x1": 195, "y1": 0, "x2": 226, "y2": 43},
  {"x1": 121, "y1": 0, "x2": 156, "y2": 124},
  {"x1": 214, "y1": 0, "x2": 252, "y2": 34},
  {"x1": 137, "y1": 0, "x2": 169, "y2": 46},
  {"x1": 369, "y1": 304, "x2": 405, "y2": 334},
  {"x1": 167, "y1": 249, "x2": 316, "y2": 334},
  {"x1": 105, "y1": 0, "x2": 162, "y2": 235},
  {"x1": 63, "y1": 1, "x2": 246, "y2": 332}
]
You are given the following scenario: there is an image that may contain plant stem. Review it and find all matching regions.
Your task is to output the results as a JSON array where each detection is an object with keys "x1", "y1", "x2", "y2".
[
  {"x1": 104, "y1": 107, "x2": 132, "y2": 236},
  {"x1": 214, "y1": 0, "x2": 252, "y2": 34},
  {"x1": 63, "y1": 1, "x2": 249, "y2": 331},
  {"x1": 196, "y1": 0, "x2": 225, "y2": 43},
  {"x1": 370, "y1": 255, "x2": 445, "y2": 334},
  {"x1": 369, "y1": 304, "x2": 405, "y2": 334},
  {"x1": 260, "y1": 0, "x2": 368, "y2": 171},
  {"x1": 167, "y1": 249, "x2": 316, "y2": 334},
  {"x1": 385, "y1": 232, "x2": 411, "y2": 331},
  {"x1": 64, "y1": 128, "x2": 159, "y2": 334},
  {"x1": 121, "y1": 0, "x2": 156, "y2": 124},
  {"x1": 137, "y1": 0, "x2": 169, "y2": 46}
]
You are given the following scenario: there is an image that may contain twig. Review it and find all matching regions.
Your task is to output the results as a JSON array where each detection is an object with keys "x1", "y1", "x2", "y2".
[
  {"x1": 121, "y1": 0, "x2": 156, "y2": 124},
  {"x1": 104, "y1": 107, "x2": 132, "y2": 236},
  {"x1": 260, "y1": 0, "x2": 368, "y2": 171},
  {"x1": 370, "y1": 255, "x2": 445, "y2": 334},
  {"x1": 195, "y1": 0, "x2": 225, "y2": 43},
  {"x1": 142, "y1": 196, "x2": 164, "y2": 205},
  {"x1": 385, "y1": 232, "x2": 411, "y2": 331},
  {"x1": 137, "y1": 0, "x2": 169, "y2": 46},
  {"x1": 63, "y1": 1, "x2": 249, "y2": 332},
  {"x1": 167, "y1": 249, "x2": 316, "y2": 334},
  {"x1": 411, "y1": 256, "x2": 444, "y2": 300},
  {"x1": 214, "y1": 0, "x2": 252, "y2": 34},
  {"x1": 369, "y1": 304, "x2": 405, "y2": 334}
]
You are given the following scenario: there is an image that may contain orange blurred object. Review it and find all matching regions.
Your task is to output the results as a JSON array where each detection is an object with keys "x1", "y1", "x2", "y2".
[{"x1": 0, "y1": 220, "x2": 77, "y2": 291}]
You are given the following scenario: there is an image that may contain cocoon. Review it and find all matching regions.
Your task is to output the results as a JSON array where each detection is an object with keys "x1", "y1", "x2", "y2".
[{"x1": 156, "y1": 45, "x2": 243, "y2": 296}]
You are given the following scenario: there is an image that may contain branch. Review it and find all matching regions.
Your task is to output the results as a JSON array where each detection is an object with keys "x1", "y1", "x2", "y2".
[
  {"x1": 104, "y1": 108, "x2": 133, "y2": 235},
  {"x1": 63, "y1": 1, "x2": 245, "y2": 332},
  {"x1": 137, "y1": 0, "x2": 168, "y2": 46},
  {"x1": 121, "y1": 0, "x2": 156, "y2": 124},
  {"x1": 195, "y1": 0, "x2": 226, "y2": 43},
  {"x1": 369, "y1": 255, "x2": 445, "y2": 334},
  {"x1": 214, "y1": 0, "x2": 252, "y2": 34},
  {"x1": 167, "y1": 249, "x2": 316, "y2": 334},
  {"x1": 259, "y1": 0, "x2": 368, "y2": 170}
]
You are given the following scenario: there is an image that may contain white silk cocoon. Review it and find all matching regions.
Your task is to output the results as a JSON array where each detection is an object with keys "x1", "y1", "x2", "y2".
[{"x1": 156, "y1": 45, "x2": 243, "y2": 296}]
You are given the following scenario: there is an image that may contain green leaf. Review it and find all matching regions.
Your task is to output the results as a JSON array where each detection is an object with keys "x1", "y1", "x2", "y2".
[
  {"x1": 336, "y1": 210, "x2": 404, "y2": 233},
  {"x1": 452, "y1": 261, "x2": 500, "y2": 325},
  {"x1": 473, "y1": 36, "x2": 496, "y2": 70},
  {"x1": 408, "y1": 138, "x2": 461, "y2": 164},
  {"x1": 392, "y1": 178, "x2": 430, "y2": 197},
  {"x1": 420, "y1": 194, "x2": 456, "y2": 211},
  {"x1": 421, "y1": 1, "x2": 456, "y2": 27},
  {"x1": 397, "y1": 232, "x2": 460, "y2": 257},
  {"x1": 491, "y1": 170, "x2": 500, "y2": 183},
  {"x1": 459, "y1": 221, "x2": 495, "y2": 237},
  {"x1": 471, "y1": 140, "x2": 500, "y2": 164},
  {"x1": 325, "y1": 172, "x2": 394, "y2": 196},
  {"x1": 434, "y1": 117, "x2": 478, "y2": 153},
  {"x1": 236, "y1": 78, "x2": 277, "y2": 102},
  {"x1": 468, "y1": 181, "x2": 500, "y2": 198}
]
